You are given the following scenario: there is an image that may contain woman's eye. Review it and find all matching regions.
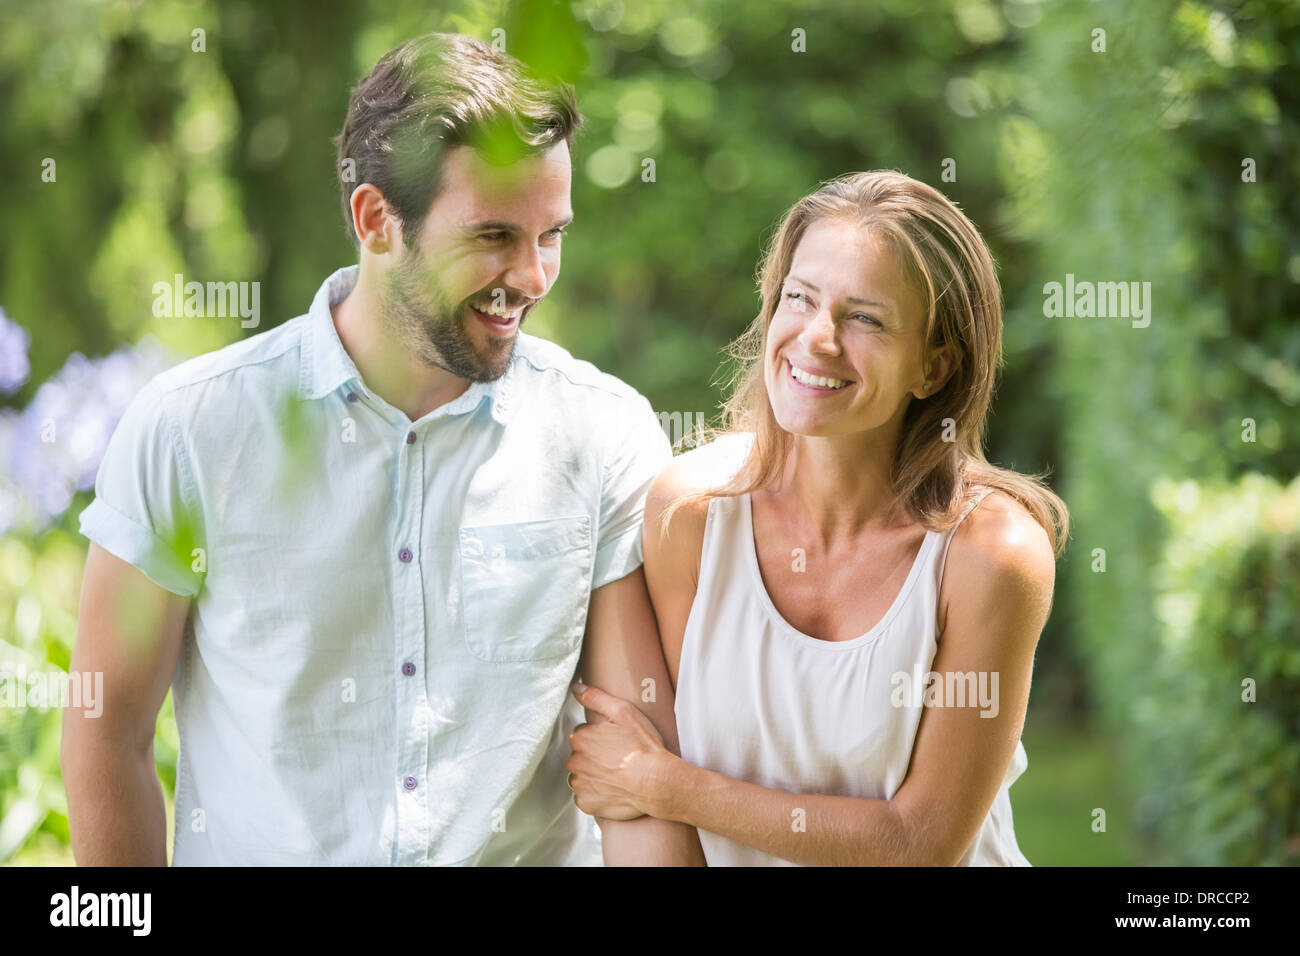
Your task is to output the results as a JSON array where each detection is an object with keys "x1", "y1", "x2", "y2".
[
  {"x1": 784, "y1": 291, "x2": 809, "y2": 308},
  {"x1": 853, "y1": 313, "x2": 881, "y2": 326},
  {"x1": 479, "y1": 232, "x2": 508, "y2": 242}
]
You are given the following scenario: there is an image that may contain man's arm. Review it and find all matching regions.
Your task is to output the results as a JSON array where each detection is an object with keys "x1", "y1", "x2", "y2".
[
  {"x1": 575, "y1": 566, "x2": 706, "y2": 865},
  {"x1": 61, "y1": 543, "x2": 191, "y2": 865}
]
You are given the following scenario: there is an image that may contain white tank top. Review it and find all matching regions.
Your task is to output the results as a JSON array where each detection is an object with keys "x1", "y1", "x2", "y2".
[{"x1": 674, "y1": 437, "x2": 1030, "y2": 866}]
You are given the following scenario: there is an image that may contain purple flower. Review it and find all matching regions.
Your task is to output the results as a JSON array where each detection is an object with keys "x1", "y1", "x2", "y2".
[
  {"x1": 0, "y1": 306, "x2": 31, "y2": 396},
  {"x1": 0, "y1": 336, "x2": 174, "y2": 537},
  {"x1": 0, "y1": 411, "x2": 29, "y2": 533}
]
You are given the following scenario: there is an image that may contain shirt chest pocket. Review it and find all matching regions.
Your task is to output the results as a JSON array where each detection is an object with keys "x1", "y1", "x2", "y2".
[{"x1": 458, "y1": 515, "x2": 594, "y2": 662}]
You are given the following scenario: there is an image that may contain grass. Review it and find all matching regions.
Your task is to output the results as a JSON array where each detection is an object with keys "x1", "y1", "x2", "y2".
[{"x1": 1013, "y1": 712, "x2": 1142, "y2": 865}]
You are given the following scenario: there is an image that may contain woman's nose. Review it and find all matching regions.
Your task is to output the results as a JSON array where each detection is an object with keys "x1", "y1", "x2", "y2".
[{"x1": 799, "y1": 307, "x2": 840, "y2": 353}]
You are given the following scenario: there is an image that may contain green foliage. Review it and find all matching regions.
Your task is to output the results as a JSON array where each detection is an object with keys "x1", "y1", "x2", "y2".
[
  {"x1": 0, "y1": 518, "x2": 180, "y2": 864},
  {"x1": 0, "y1": 526, "x2": 89, "y2": 860},
  {"x1": 1144, "y1": 474, "x2": 1300, "y2": 864},
  {"x1": 999, "y1": 0, "x2": 1299, "y2": 861}
]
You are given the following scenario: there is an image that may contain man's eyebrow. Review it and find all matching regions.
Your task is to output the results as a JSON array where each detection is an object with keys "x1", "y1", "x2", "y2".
[
  {"x1": 462, "y1": 215, "x2": 574, "y2": 234},
  {"x1": 462, "y1": 220, "x2": 519, "y2": 234},
  {"x1": 787, "y1": 274, "x2": 893, "y2": 312}
]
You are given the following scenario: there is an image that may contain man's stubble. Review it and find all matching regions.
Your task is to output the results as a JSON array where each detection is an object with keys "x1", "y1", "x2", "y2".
[{"x1": 381, "y1": 245, "x2": 517, "y2": 383}]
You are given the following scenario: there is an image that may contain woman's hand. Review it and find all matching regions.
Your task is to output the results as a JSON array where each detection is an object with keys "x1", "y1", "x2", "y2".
[{"x1": 566, "y1": 683, "x2": 677, "y2": 821}]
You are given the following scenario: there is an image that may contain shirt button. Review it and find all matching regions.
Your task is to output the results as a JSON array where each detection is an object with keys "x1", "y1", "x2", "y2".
[
  {"x1": 346, "y1": 392, "x2": 358, "y2": 403},
  {"x1": 403, "y1": 776, "x2": 417, "y2": 791},
  {"x1": 406, "y1": 431, "x2": 416, "y2": 445},
  {"x1": 398, "y1": 547, "x2": 412, "y2": 563},
  {"x1": 401, "y1": 662, "x2": 416, "y2": 677}
]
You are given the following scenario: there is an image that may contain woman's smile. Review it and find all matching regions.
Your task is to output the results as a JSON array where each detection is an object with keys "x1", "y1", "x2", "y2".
[{"x1": 784, "y1": 356, "x2": 852, "y2": 394}]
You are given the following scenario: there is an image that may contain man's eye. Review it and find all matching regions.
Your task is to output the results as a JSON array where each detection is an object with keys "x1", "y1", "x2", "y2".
[
  {"x1": 479, "y1": 232, "x2": 508, "y2": 242},
  {"x1": 543, "y1": 228, "x2": 567, "y2": 241}
]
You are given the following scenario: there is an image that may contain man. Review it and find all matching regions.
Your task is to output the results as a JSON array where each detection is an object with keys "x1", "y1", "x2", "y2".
[{"x1": 61, "y1": 33, "x2": 703, "y2": 866}]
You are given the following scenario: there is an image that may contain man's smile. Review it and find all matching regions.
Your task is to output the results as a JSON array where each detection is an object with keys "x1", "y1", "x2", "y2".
[{"x1": 467, "y1": 298, "x2": 530, "y2": 337}]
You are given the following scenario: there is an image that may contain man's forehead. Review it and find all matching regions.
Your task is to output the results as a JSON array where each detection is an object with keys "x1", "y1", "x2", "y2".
[{"x1": 438, "y1": 142, "x2": 571, "y2": 216}]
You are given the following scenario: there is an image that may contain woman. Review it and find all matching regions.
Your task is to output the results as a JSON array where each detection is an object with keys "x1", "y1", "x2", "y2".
[{"x1": 567, "y1": 170, "x2": 1069, "y2": 865}]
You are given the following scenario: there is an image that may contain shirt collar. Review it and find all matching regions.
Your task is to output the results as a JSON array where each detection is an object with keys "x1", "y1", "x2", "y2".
[{"x1": 299, "y1": 265, "x2": 513, "y2": 426}]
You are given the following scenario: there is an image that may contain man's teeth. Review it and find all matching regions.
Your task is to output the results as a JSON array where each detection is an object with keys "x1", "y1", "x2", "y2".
[
  {"x1": 472, "y1": 303, "x2": 523, "y2": 320},
  {"x1": 789, "y1": 360, "x2": 848, "y2": 389}
]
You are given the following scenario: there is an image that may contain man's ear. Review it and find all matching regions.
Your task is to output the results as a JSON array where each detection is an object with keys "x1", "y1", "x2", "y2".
[
  {"x1": 350, "y1": 184, "x2": 398, "y2": 256},
  {"x1": 913, "y1": 343, "x2": 958, "y2": 399}
]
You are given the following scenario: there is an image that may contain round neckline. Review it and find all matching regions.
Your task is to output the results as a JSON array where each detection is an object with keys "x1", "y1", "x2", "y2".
[{"x1": 739, "y1": 492, "x2": 938, "y2": 650}]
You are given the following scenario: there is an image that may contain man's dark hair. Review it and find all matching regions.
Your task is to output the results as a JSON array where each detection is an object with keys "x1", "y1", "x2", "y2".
[{"x1": 334, "y1": 33, "x2": 583, "y2": 249}]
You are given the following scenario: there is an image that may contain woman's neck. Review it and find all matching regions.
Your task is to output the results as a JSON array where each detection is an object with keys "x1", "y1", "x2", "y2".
[{"x1": 772, "y1": 427, "x2": 909, "y2": 547}]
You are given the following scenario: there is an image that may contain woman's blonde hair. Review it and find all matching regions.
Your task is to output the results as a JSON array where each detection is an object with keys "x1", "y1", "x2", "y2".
[{"x1": 670, "y1": 169, "x2": 1069, "y2": 556}]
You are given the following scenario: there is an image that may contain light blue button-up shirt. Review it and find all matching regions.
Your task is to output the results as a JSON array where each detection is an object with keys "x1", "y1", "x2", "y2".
[{"x1": 78, "y1": 266, "x2": 672, "y2": 865}]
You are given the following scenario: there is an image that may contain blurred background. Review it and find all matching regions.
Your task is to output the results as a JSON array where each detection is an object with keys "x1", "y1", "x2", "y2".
[{"x1": 1, "y1": 0, "x2": 1297, "y2": 865}]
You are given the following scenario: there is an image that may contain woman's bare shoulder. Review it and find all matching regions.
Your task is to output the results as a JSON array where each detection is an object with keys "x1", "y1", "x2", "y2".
[
  {"x1": 647, "y1": 435, "x2": 752, "y2": 518},
  {"x1": 940, "y1": 490, "x2": 1056, "y2": 633},
  {"x1": 956, "y1": 490, "x2": 1054, "y2": 576},
  {"x1": 645, "y1": 436, "x2": 752, "y2": 578}
]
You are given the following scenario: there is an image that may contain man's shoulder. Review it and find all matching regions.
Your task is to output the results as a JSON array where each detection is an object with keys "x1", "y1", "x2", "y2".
[
  {"x1": 150, "y1": 314, "x2": 309, "y2": 400},
  {"x1": 512, "y1": 333, "x2": 647, "y2": 407}
]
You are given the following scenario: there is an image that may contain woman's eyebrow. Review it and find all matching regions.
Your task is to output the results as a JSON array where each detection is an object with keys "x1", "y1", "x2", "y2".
[{"x1": 787, "y1": 275, "x2": 894, "y2": 313}]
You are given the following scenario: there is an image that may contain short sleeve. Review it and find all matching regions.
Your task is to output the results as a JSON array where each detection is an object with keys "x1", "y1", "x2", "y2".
[
  {"x1": 78, "y1": 377, "x2": 205, "y2": 598},
  {"x1": 592, "y1": 394, "x2": 672, "y2": 590}
]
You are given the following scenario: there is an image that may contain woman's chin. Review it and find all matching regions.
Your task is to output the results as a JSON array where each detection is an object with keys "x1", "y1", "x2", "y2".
[{"x1": 772, "y1": 408, "x2": 839, "y2": 437}]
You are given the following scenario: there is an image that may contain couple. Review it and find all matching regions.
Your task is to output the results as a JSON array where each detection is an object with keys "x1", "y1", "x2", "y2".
[{"x1": 62, "y1": 33, "x2": 1067, "y2": 866}]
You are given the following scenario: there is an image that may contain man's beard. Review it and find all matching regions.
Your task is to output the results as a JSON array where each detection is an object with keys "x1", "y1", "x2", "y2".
[{"x1": 381, "y1": 246, "x2": 518, "y2": 383}]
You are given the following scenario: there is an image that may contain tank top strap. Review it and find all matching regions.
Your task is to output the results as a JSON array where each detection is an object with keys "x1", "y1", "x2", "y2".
[
  {"x1": 957, "y1": 484, "x2": 997, "y2": 524},
  {"x1": 933, "y1": 484, "x2": 998, "y2": 617},
  {"x1": 693, "y1": 493, "x2": 735, "y2": 605},
  {"x1": 685, "y1": 435, "x2": 756, "y2": 606}
]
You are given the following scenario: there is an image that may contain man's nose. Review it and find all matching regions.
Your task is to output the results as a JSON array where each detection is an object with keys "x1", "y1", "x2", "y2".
[{"x1": 503, "y1": 243, "x2": 550, "y2": 301}]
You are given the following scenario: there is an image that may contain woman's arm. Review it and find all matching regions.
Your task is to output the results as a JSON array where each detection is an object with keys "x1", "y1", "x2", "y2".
[
  {"x1": 577, "y1": 566, "x2": 705, "y2": 865},
  {"x1": 639, "y1": 452, "x2": 714, "y2": 689},
  {"x1": 569, "y1": 492, "x2": 1056, "y2": 865},
  {"x1": 566, "y1": 453, "x2": 712, "y2": 840},
  {"x1": 567, "y1": 453, "x2": 717, "y2": 861}
]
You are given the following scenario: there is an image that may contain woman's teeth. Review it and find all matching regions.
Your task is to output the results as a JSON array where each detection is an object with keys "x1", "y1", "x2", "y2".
[{"x1": 788, "y1": 359, "x2": 848, "y2": 390}]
